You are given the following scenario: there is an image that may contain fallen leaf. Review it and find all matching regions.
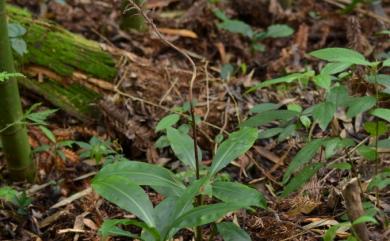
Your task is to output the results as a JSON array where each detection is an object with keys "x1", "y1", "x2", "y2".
[{"x1": 158, "y1": 28, "x2": 198, "y2": 38}]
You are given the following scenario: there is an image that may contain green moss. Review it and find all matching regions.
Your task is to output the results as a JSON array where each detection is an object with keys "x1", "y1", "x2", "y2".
[
  {"x1": 7, "y1": 5, "x2": 117, "y2": 81},
  {"x1": 19, "y1": 77, "x2": 101, "y2": 121}
]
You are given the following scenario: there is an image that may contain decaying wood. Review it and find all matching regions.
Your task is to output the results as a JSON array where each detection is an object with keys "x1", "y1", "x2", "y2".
[
  {"x1": 7, "y1": 4, "x2": 118, "y2": 121},
  {"x1": 6, "y1": 4, "x2": 228, "y2": 151},
  {"x1": 342, "y1": 178, "x2": 370, "y2": 241}
]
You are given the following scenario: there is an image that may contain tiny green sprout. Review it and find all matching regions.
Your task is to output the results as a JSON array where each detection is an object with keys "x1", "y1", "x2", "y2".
[
  {"x1": 77, "y1": 137, "x2": 117, "y2": 163},
  {"x1": 0, "y1": 186, "x2": 32, "y2": 215}
]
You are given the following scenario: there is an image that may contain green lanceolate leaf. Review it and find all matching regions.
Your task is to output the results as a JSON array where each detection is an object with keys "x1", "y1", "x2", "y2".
[
  {"x1": 248, "y1": 72, "x2": 314, "y2": 92},
  {"x1": 241, "y1": 110, "x2": 299, "y2": 128},
  {"x1": 352, "y1": 215, "x2": 378, "y2": 225},
  {"x1": 250, "y1": 103, "x2": 280, "y2": 114},
  {"x1": 160, "y1": 178, "x2": 209, "y2": 239},
  {"x1": 283, "y1": 139, "x2": 323, "y2": 184},
  {"x1": 383, "y1": 58, "x2": 390, "y2": 67},
  {"x1": 324, "y1": 138, "x2": 355, "y2": 159},
  {"x1": 320, "y1": 62, "x2": 352, "y2": 75},
  {"x1": 99, "y1": 219, "x2": 139, "y2": 239},
  {"x1": 99, "y1": 219, "x2": 159, "y2": 240},
  {"x1": 39, "y1": 126, "x2": 56, "y2": 143},
  {"x1": 94, "y1": 160, "x2": 185, "y2": 197},
  {"x1": 217, "y1": 222, "x2": 252, "y2": 241},
  {"x1": 210, "y1": 127, "x2": 258, "y2": 176},
  {"x1": 357, "y1": 145, "x2": 377, "y2": 161},
  {"x1": 251, "y1": 43, "x2": 266, "y2": 52},
  {"x1": 172, "y1": 203, "x2": 244, "y2": 229},
  {"x1": 346, "y1": 96, "x2": 376, "y2": 118},
  {"x1": 218, "y1": 20, "x2": 253, "y2": 38},
  {"x1": 212, "y1": 8, "x2": 229, "y2": 21},
  {"x1": 378, "y1": 139, "x2": 390, "y2": 148},
  {"x1": 312, "y1": 101, "x2": 336, "y2": 130},
  {"x1": 282, "y1": 163, "x2": 323, "y2": 197},
  {"x1": 172, "y1": 178, "x2": 208, "y2": 218},
  {"x1": 155, "y1": 135, "x2": 170, "y2": 149},
  {"x1": 25, "y1": 107, "x2": 58, "y2": 126},
  {"x1": 258, "y1": 127, "x2": 284, "y2": 139},
  {"x1": 313, "y1": 73, "x2": 332, "y2": 90},
  {"x1": 167, "y1": 127, "x2": 201, "y2": 170},
  {"x1": 309, "y1": 48, "x2": 372, "y2": 66},
  {"x1": 212, "y1": 181, "x2": 267, "y2": 208},
  {"x1": 212, "y1": 8, "x2": 253, "y2": 38},
  {"x1": 323, "y1": 225, "x2": 341, "y2": 241},
  {"x1": 368, "y1": 170, "x2": 390, "y2": 191},
  {"x1": 365, "y1": 74, "x2": 390, "y2": 86},
  {"x1": 363, "y1": 121, "x2": 389, "y2": 137},
  {"x1": 371, "y1": 108, "x2": 390, "y2": 122},
  {"x1": 324, "y1": 222, "x2": 352, "y2": 241},
  {"x1": 330, "y1": 162, "x2": 352, "y2": 170},
  {"x1": 156, "y1": 114, "x2": 180, "y2": 132},
  {"x1": 141, "y1": 196, "x2": 179, "y2": 241},
  {"x1": 300, "y1": 116, "x2": 311, "y2": 129},
  {"x1": 264, "y1": 24, "x2": 294, "y2": 38},
  {"x1": 287, "y1": 103, "x2": 302, "y2": 113},
  {"x1": 277, "y1": 124, "x2": 296, "y2": 141},
  {"x1": 326, "y1": 86, "x2": 350, "y2": 107},
  {"x1": 92, "y1": 176, "x2": 156, "y2": 227}
]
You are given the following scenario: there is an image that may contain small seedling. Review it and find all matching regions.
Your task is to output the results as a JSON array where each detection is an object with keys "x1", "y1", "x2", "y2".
[{"x1": 0, "y1": 186, "x2": 32, "y2": 215}]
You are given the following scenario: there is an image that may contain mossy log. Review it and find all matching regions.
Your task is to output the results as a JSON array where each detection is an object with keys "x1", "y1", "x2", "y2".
[{"x1": 6, "y1": 5, "x2": 118, "y2": 121}]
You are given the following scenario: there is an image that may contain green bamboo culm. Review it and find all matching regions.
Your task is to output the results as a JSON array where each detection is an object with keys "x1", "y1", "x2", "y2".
[{"x1": 0, "y1": 0, "x2": 35, "y2": 182}]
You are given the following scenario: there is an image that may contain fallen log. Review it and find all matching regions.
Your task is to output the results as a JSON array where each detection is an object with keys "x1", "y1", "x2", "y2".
[
  {"x1": 7, "y1": 5, "x2": 118, "y2": 121},
  {"x1": 6, "y1": 4, "x2": 227, "y2": 155}
]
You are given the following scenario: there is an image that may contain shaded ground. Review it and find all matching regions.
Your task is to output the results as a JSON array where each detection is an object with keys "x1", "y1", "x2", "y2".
[{"x1": 1, "y1": 0, "x2": 389, "y2": 240}]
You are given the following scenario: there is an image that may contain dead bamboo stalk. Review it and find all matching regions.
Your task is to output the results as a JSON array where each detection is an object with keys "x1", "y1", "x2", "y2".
[{"x1": 342, "y1": 178, "x2": 370, "y2": 241}]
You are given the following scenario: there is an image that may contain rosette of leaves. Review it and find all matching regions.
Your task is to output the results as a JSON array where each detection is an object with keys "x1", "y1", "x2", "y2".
[{"x1": 92, "y1": 117, "x2": 265, "y2": 240}]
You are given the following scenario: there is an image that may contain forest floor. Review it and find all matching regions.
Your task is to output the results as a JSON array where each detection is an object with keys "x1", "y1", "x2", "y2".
[{"x1": 0, "y1": 0, "x2": 389, "y2": 240}]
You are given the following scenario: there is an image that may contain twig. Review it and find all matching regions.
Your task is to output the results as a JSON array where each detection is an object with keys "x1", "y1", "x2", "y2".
[
  {"x1": 114, "y1": 87, "x2": 224, "y2": 141},
  {"x1": 319, "y1": 137, "x2": 369, "y2": 184},
  {"x1": 50, "y1": 187, "x2": 92, "y2": 209},
  {"x1": 247, "y1": 153, "x2": 282, "y2": 187},
  {"x1": 223, "y1": 84, "x2": 241, "y2": 124},
  {"x1": 203, "y1": 61, "x2": 210, "y2": 122},
  {"x1": 159, "y1": 76, "x2": 180, "y2": 105},
  {"x1": 126, "y1": 1, "x2": 202, "y2": 240},
  {"x1": 214, "y1": 98, "x2": 230, "y2": 152}
]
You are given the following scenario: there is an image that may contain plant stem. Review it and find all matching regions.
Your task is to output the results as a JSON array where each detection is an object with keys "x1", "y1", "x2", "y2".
[
  {"x1": 0, "y1": 0, "x2": 35, "y2": 182},
  {"x1": 190, "y1": 104, "x2": 200, "y2": 181},
  {"x1": 373, "y1": 67, "x2": 380, "y2": 207},
  {"x1": 121, "y1": 0, "x2": 147, "y2": 31},
  {"x1": 190, "y1": 101, "x2": 203, "y2": 241},
  {"x1": 125, "y1": 1, "x2": 202, "y2": 239}
]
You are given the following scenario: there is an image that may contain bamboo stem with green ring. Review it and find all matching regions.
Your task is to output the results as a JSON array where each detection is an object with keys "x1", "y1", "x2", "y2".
[{"x1": 0, "y1": 0, "x2": 35, "y2": 182}]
